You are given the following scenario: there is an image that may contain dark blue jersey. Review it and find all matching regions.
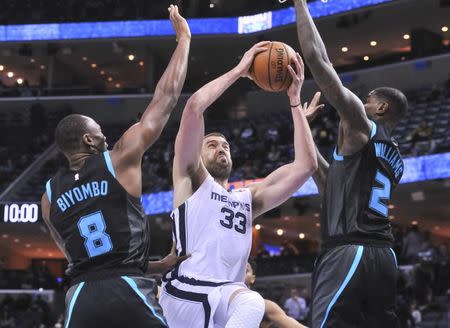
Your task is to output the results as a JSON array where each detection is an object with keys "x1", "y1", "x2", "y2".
[
  {"x1": 45, "y1": 151, "x2": 150, "y2": 279},
  {"x1": 321, "y1": 121, "x2": 404, "y2": 248}
]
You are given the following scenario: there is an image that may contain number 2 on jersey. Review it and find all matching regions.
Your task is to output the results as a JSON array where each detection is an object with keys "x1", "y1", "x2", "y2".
[
  {"x1": 77, "y1": 211, "x2": 113, "y2": 257},
  {"x1": 368, "y1": 170, "x2": 392, "y2": 217},
  {"x1": 220, "y1": 207, "x2": 247, "y2": 234}
]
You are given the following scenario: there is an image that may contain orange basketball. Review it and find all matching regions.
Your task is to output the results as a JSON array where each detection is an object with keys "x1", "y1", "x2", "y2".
[{"x1": 250, "y1": 41, "x2": 296, "y2": 92}]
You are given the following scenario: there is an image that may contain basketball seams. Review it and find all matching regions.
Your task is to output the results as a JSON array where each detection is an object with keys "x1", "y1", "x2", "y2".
[{"x1": 267, "y1": 42, "x2": 274, "y2": 91}]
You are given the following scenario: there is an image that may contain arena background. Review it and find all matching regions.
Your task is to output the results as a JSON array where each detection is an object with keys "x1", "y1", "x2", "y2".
[{"x1": 0, "y1": 0, "x2": 449, "y2": 327}]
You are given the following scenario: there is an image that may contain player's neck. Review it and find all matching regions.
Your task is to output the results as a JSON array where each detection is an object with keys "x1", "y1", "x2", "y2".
[
  {"x1": 67, "y1": 152, "x2": 94, "y2": 171},
  {"x1": 374, "y1": 118, "x2": 395, "y2": 134},
  {"x1": 214, "y1": 178, "x2": 229, "y2": 189}
]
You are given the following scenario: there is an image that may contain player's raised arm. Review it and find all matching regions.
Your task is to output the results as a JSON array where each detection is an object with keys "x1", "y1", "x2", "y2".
[
  {"x1": 250, "y1": 53, "x2": 318, "y2": 218},
  {"x1": 172, "y1": 42, "x2": 269, "y2": 208},
  {"x1": 292, "y1": 0, "x2": 371, "y2": 134},
  {"x1": 112, "y1": 5, "x2": 190, "y2": 164}
]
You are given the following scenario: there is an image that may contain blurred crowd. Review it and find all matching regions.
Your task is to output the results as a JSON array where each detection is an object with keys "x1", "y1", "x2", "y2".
[
  {"x1": 0, "y1": 0, "x2": 286, "y2": 25},
  {"x1": 1, "y1": 81, "x2": 449, "y2": 199}
]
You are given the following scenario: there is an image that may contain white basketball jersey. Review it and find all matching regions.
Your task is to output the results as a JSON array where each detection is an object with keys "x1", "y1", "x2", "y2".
[{"x1": 170, "y1": 174, "x2": 253, "y2": 283}]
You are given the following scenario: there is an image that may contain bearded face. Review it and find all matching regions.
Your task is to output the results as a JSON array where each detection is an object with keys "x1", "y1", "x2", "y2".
[{"x1": 201, "y1": 135, "x2": 232, "y2": 181}]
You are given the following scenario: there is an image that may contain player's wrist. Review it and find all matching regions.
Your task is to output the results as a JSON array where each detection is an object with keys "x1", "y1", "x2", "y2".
[
  {"x1": 289, "y1": 96, "x2": 301, "y2": 107},
  {"x1": 177, "y1": 35, "x2": 191, "y2": 43}
]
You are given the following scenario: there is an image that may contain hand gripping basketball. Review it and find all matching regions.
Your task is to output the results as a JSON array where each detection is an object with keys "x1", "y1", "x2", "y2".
[{"x1": 236, "y1": 41, "x2": 271, "y2": 79}]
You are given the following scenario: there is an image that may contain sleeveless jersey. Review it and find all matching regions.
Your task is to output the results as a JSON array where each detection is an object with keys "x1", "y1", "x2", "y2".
[
  {"x1": 321, "y1": 121, "x2": 404, "y2": 248},
  {"x1": 45, "y1": 151, "x2": 150, "y2": 279},
  {"x1": 167, "y1": 175, "x2": 253, "y2": 283}
]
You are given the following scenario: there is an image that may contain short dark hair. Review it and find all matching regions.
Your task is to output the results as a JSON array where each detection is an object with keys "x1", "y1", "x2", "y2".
[
  {"x1": 204, "y1": 132, "x2": 227, "y2": 140},
  {"x1": 248, "y1": 257, "x2": 257, "y2": 275},
  {"x1": 55, "y1": 114, "x2": 89, "y2": 154},
  {"x1": 372, "y1": 87, "x2": 408, "y2": 123}
]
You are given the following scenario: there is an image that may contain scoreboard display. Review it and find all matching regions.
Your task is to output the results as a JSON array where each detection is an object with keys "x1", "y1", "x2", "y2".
[{"x1": 1, "y1": 203, "x2": 41, "y2": 223}]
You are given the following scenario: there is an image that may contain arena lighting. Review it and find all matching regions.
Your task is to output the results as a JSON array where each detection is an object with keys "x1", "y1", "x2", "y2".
[
  {"x1": 411, "y1": 220, "x2": 418, "y2": 225},
  {"x1": 128, "y1": 54, "x2": 135, "y2": 61},
  {"x1": 0, "y1": 65, "x2": 4, "y2": 71},
  {"x1": 16, "y1": 78, "x2": 23, "y2": 84},
  {"x1": 139, "y1": 61, "x2": 144, "y2": 66},
  {"x1": 299, "y1": 233, "x2": 305, "y2": 239},
  {"x1": 315, "y1": 223, "x2": 320, "y2": 227},
  {"x1": 7, "y1": 71, "x2": 13, "y2": 78},
  {"x1": 82, "y1": 56, "x2": 88, "y2": 61},
  {"x1": 30, "y1": 58, "x2": 35, "y2": 63},
  {"x1": 1, "y1": 234, "x2": 8, "y2": 238},
  {"x1": 100, "y1": 70, "x2": 105, "y2": 75},
  {"x1": 91, "y1": 63, "x2": 97, "y2": 68},
  {"x1": 364, "y1": 55, "x2": 369, "y2": 61},
  {"x1": 0, "y1": 0, "x2": 394, "y2": 41},
  {"x1": 25, "y1": 244, "x2": 31, "y2": 248},
  {"x1": 141, "y1": 152, "x2": 450, "y2": 215},
  {"x1": 209, "y1": 3, "x2": 215, "y2": 8},
  {"x1": 276, "y1": 229, "x2": 283, "y2": 236},
  {"x1": 370, "y1": 40, "x2": 377, "y2": 46},
  {"x1": 403, "y1": 34, "x2": 410, "y2": 40},
  {"x1": 40, "y1": 65, "x2": 45, "y2": 70},
  {"x1": 115, "y1": 83, "x2": 121, "y2": 88},
  {"x1": 388, "y1": 215, "x2": 395, "y2": 219},
  {"x1": 388, "y1": 204, "x2": 395, "y2": 209},
  {"x1": 255, "y1": 224, "x2": 261, "y2": 230},
  {"x1": 14, "y1": 238, "x2": 19, "y2": 243},
  {"x1": 107, "y1": 77, "x2": 113, "y2": 82},
  {"x1": 442, "y1": 26, "x2": 449, "y2": 32},
  {"x1": 341, "y1": 47, "x2": 348, "y2": 52}
]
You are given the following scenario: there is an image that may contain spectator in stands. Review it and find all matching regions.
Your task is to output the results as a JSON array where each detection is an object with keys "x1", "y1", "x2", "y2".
[
  {"x1": 409, "y1": 121, "x2": 435, "y2": 156},
  {"x1": 396, "y1": 294, "x2": 415, "y2": 328},
  {"x1": 402, "y1": 224, "x2": 423, "y2": 263},
  {"x1": 283, "y1": 288, "x2": 308, "y2": 323},
  {"x1": 410, "y1": 300, "x2": 422, "y2": 325},
  {"x1": 435, "y1": 243, "x2": 450, "y2": 296}
]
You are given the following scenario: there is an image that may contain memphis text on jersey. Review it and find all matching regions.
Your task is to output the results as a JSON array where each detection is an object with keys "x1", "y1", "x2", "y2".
[
  {"x1": 211, "y1": 191, "x2": 250, "y2": 212},
  {"x1": 374, "y1": 142, "x2": 403, "y2": 181},
  {"x1": 56, "y1": 180, "x2": 109, "y2": 212}
]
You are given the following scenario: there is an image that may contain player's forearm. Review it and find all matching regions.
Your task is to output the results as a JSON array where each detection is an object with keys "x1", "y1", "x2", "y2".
[
  {"x1": 142, "y1": 38, "x2": 191, "y2": 123},
  {"x1": 294, "y1": 0, "x2": 330, "y2": 65},
  {"x1": 291, "y1": 105, "x2": 318, "y2": 175},
  {"x1": 186, "y1": 67, "x2": 241, "y2": 116},
  {"x1": 273, "y1": 316, "x2": 305, "y2": 328},
  {"x1": 312, "y1": 145, "x2": 329, "y2": 195}
]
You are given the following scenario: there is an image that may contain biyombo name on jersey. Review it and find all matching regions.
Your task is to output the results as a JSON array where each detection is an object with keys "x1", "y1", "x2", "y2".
[
  {"x1": 211, "y1": 192, "x2": 250, "y2": 212},
  {"x1": 374, "y1": 142, "x2": 404, "y2": 181},
  {"x1": 56, "y1": 180, "x2": 108, "y2": 212}
]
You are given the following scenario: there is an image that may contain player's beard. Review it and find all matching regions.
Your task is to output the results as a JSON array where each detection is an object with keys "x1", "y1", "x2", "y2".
[{"x1": 206, "y1": 157, "x2": 232, "y2": 181}]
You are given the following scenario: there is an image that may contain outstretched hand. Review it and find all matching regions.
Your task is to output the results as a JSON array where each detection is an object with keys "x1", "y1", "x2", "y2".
[
  {"x1": 169, "y1": 4, "x2": 191, "y2": 42},
  {"x1": 237, "y1": 41, "x2": 271, "y2": 79},
  {"x1": 302, "y1": 91, "x2": 325, "y2": 123}
]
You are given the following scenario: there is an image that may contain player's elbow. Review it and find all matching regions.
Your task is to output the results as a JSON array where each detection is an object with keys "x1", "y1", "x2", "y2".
[
  {"x1": 294, "y1": 156, "x2": 318, "y2": 177},
  {"x1": 303, "y1": 46, "x2": 330, "y2": 67},
  {"x1": 184, "y1": 94, "x2": 205, "y2": 117}
]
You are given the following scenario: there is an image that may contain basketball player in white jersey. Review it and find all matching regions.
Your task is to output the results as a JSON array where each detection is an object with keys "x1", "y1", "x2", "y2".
[{"x1": 159, "y1": 42, "x2": 318, "y2": 328}]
